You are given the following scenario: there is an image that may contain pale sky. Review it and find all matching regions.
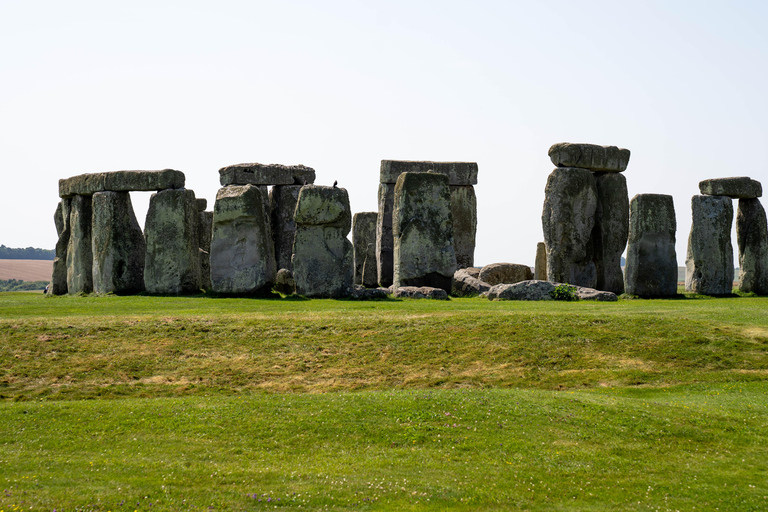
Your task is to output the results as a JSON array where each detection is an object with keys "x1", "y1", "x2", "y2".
[{"x1": 1, "y1": 0, "x2": 767, "y2": 266}]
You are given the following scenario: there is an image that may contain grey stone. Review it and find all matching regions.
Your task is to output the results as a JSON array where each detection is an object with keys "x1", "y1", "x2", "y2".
[
  {"x1": 736, "y1": 198, "x2": 768, "y2": 294},
  {"x1": 66, "y1": 195, "x2": 93, "y2": 294},
  {"x1": 624, "y1": 194, "x2": 678, "y2": 297},
  {"x1": 269, "y1": 185, "x2": 302, "y2": 271},
  {"x1": 144, "y1": 188, "x2": 201, "y2": 294},
  {"x1": 393, "y1": 172, "x2": 456, "y2": 291},
  {"x1": 593, "y1": 172, "x2": 629, "y2": 294},
  {"x1": 393, "y1": 286, "x2": 449, "y2": 300},
  {"x1": 380, "y1": 160, "x2": 478, "y2": 185},
  {"x1": 210, "y1": 185, "x2": 276, "y2": 295},
  {"x1": 59, "y1": 169, "x2": 185, "y2": 198},
  {"x1": 452, "y1": 268, "x2": 491, "y2": 297},
  {"x1": 290, "y1": 165, "x2": 316, "y2": 185},
  {"x1": 534, "y1": 242, "x2": 547, "y2": 280},
  {"x1": 486, "y1": 280, "x2": 617, "y2": 301},
  {"x1": 548, "y1": 143, "x2": 630, "y2": 172},
  {"x1": 463, "y1": 267, "x2": 482, "y2": 279},
  {"x1": 51, "y1": 199, "x2": 71, "y2": 295},
  {"x1": 576, "y1": 287, "x2": 618, "y2": 301},
  {"x1": 699, "y1": 177, "x2": 762, "y2": 199},
  {"x1": 218, "y1": 163, "x2": 297, "y2": 186},
  {"x1": 350, "y1": 285, "x2": 389, "y2": 300},
  {"x1": 542, "y1": 167, "x2": 597, "y2": 287},
  {"x1": 54, "y1": 201, "x2": 66, "y2": 237},
  {"x1": 479, "y1": 263, "x2": 533, "y2": 286},
  {"x1": 686, "y1": 195, "x2": 734, "y2": 295},
  {"x1": 375, "y1": 182, "x2": 396, "y2": 287},
  {"x1": 451, "y1": 185, "x2": 477, "y2": 268},
  {"x1": 91, "y1": 191, "x2": 145, "y2": 294},
  {"x1": 198, "y1": 211, "x2": 213, "y2": 291},
  {"x1": 196, "y1": 198, "x2": 208, "y2": 211},
  {"x1": 292, "y1": 186, "x2": 353, "y2": 298},
  {"x1": 352, "y1": 212, "x2": 378, "y2": 287},
  {"x1": 274, "y1": 268, "x2": 296, "y2": 296}
]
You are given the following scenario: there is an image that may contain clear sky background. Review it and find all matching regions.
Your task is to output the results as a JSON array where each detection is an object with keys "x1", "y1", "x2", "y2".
[{"x1": 1, "y1": 0, "x2": 766, "y2": 267}]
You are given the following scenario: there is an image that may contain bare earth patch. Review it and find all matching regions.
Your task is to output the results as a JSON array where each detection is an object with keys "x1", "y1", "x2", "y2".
[{"x1": 0, "y1": 259, "x2": 53, "y2": 281}]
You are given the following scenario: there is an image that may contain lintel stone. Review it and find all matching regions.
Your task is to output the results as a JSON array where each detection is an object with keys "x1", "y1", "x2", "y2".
[
  {"x1": 59, "y1": 169, "x2": 185, "y2": 198},
  {"x1": 548, "y1": 143, "x2": 630, "y2": 172},
  {"x1": 380, "y1": 160, "x2": 478, "y2": 185},
  {"x1": 699, "y1": 177, "x2": 762, "y2": 199},
  {"x1": 219, "y1": 163, "x2": 315, "y2": 186}
]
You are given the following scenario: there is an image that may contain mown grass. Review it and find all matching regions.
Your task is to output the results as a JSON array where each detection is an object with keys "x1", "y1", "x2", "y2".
[{"x1": 1, "y1": 292, "x2": 767, "y2": 510}]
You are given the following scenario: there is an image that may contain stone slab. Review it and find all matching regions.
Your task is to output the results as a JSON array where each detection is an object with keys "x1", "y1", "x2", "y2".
[
  {"x1": 219, "y1": 163, "x2": 313, "y2": 186},
  {"x1": 478, "y1": 263, "x2": 533, "y2": 286},
  {"x1": 380, "y1": 160, "x2": 478, "y2": 185},
  {"x1": 59, "y1": 169, "x2": 185, "y2": 198},
  {"x1": 699, "y1": 177, "x2": 762, "y2": 199},
  {"x1": 393, "y1": 286, "x2": 449, "y2": 300},
  {"x1": 548, "y1": 143, "x2": 630, "y2": 172}
]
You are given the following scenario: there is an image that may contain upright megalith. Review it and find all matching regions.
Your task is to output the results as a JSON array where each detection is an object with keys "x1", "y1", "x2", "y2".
[
  {"x1": 91, "y1": 191, "x2": 145, "y2": 294},
  {"x1": 144, "y1": 188, "x2": 201, "y2": 294},
  {"x1": 50, "y1": 199, "x2": 72, "y2": 295},
  {"x1": 392, "y1": 172, "x2": 456, "y2": 291},
  {"x1": 685, "y1": 195, "x2": 734, "y2": 295},
  {"x1": 450, "y1": 185, "x2": 477, "y2": 268},
  {"x1": 624, "y1": 194, "x2": 678, "y2": 297},
  {"x1": 534, "y1": 242, "x2": 547, "y2": 281},
  {"x1": 292, "y1": 185, "x2": 353, "y2": 298},
  {"x1": 197, "y1": 209, "x2": 213, "y2": 291},
  {"x1": 352, "y1": 212, "x2": 378, "y2": 288},
  {"x1": 593, "y1": 172, "x2": 629, "y2": 294},
  {"x1": 210, "y1": 185, "x2": 276, "y2": 295},
  {"x1": 541, "y1": 167, "x2": 597, "y2": 287},
  {"x1": 269, "y1": 185, "x2": 303, "y2": 271},
  {"x1": 66, "y1": 194, "x2": 93, "y2": 294},
  {"x1": 736, "y1": 198, "x2": 768, "y2": 294}
]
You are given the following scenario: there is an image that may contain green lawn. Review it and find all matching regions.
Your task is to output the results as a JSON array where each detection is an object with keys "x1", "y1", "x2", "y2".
[{"x1": 1, "y1": 292, "x2": 767, "y2": 510}]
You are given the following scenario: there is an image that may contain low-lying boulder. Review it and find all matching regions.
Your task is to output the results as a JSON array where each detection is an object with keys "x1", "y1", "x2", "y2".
[
  {"x1": 452, "y1": 268, "x2": 491, "y2": 296},
  {"x1": 393, "y1": 286, "x2": 449, "y2": 300},
  {"x1": 273, "y1": 268, "x2": 296, "y2": 295},
  {"x1": 486, "y1": 280, "x2": 617, "y2": 301},
  {"x1": 350, "y1": 285, "x2": 389, "y2": 300},
  {"x1": 478, "y1": 262, "x2": 533, "y2": 286}
]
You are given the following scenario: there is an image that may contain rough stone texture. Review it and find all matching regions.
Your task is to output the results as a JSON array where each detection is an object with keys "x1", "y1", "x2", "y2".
[
  {"x1": 274, "y1": 268, "x2": 296, "y2": 295},
  {"x1": 219, "y1": 163, "x2": 299, "y2": 186},
  {"x1": 450, "y1": 185, "x2": 477, "y2": 268},
  {"x1": 736, "y1": 198, "x2": 768, "y2": 294},
  {"x1": 144, "y1": 188, "x2": 201, "y2": 294},
  {"x1": 593, "y1": 172, "x2": 629, "y2": 294},
  {"x1": 686, "y1": 195, "x2": 734, "y2": 295},
  {"x1": 576, "y1": 287, "x2": 619, "y2": 301},
  {"x1": 548, "y1": 143, "x2": 630, "y2": 172},
  {"x1": 376, "y1": 182, "x2": 396, "y2": 287},
  {"x1": 292, "y1": 186, "x2": 353, "y2": 298},
  {"x1": 463, "y1": 267, "x2": 481, "y2": 279},
  {"x1": 541, "y1": 167, "x2": 597, "y2": 288},
  {"x1": 699, "y1": 177, "x2": 762, "y2": 199},
  {"x1": 478, "y1": 263, "x2": 533, "y2": 286},
  {"x1": 534, "y1": 242, "x2": 547, "y2": 280},
  {"x1": 269, "y1": 185, "x2": 302, "y2": 271},
  {"x1": 59, "y1": 169, "x2": 185, "y2": 198},
  {"x1": 452, "y1": 268, "x2": 491, "y2": 297},
  {"x1": 196, "y1": 198, "x2": 208, "y2": 211},
  {"x1": 393, "y1": 286, "x2": 449, "y2": 300},
  {"x1": 487, "y1": 280, "x2": 617, "y2": 301},
  {"x1": 291, "y1": 166, "x2": 316, "y2": 185},
  {"x1": 624, "y1": 194, "x2": 678, "y2": 297},
  {"x1": 91, "y1": 191, "x2": 145, "y2": 294},
  {"x1": 198, "y1": 211, "x2": 213, "y2": 290},
  {"x1": 350, "y1": 285, "x2": 389, "y2": 300},
  {"x1": 352, "y1": 212, "x2": 378, "y2": 287},
  {"x1": 380, "y1": 160, "x2": 478, "y2": 185},
  {"x1": 209, "y1": 185, "x2": 276, "y2": 295},
  {"x1": 51, "y1": 199, "x2": 71, "y2": 295},
  {"x1": 66, "y1": 194, "x2": 93, "y2": 294},
  {"x1": 393, "y1": 172, "x2": 456, "y2": 291}
]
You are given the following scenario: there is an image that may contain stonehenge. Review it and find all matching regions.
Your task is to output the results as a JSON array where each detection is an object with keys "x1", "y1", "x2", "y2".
[{"x1": 352, "y1": 212, "x2": 378, "y2": 288}]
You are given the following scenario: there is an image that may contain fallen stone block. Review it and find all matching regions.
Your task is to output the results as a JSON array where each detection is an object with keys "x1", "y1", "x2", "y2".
[
  {"x1": 452, "y1": 268, "x2": 491, "y2": 297},
  {"x1": 478, "y1": 262, "x2": 533, "y2": 286},
  {"x1": 393, "y1": 286, "x2": 449, "y2": 300}
]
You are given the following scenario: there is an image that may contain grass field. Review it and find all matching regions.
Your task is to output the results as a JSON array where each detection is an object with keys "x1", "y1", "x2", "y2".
[{"x1": 1, "y1": 292, "x2": 767, "y2": 510}]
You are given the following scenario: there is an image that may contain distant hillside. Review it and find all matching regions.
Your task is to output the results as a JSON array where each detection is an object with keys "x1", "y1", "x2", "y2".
[
  {"x1": 0, "y1": 260, "x2": 53, "y2": 282},
  {"x1": 0, "y1": 245, "x2": 54, "y2": 260}
]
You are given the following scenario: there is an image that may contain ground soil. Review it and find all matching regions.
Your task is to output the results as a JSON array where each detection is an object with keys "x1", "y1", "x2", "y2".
[{"x1": 0, "y1": 259, "x2": 53, "y2": 281}]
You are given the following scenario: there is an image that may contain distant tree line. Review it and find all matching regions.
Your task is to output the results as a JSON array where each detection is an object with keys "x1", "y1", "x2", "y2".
[
  {"x1": 0, "y1": 245, "x2": 55, "y2": 260},
  {"x1": 0, "y1": 279, "x2": 48, "y2": 291}
]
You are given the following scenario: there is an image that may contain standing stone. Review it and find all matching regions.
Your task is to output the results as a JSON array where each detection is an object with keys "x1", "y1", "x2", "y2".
[
  {"x1": 534, "y1": 242, "x2": 547, "y2": 280},
  {"x1": 91, "y1": 191, "x2": 145, "y2": 294},
  {"x1": 50, "y1": 198, "x2": 72, "y2": 295},
  {"x1": 144, "y1": 188, "x2": 201, "y2": 294},
  {"x1": 541, "y1": 167, "x2": 597, "y2": 287},
  {"x1": 66, "y1": 194, "x2": 93, "y2": 294},
  {"x1": 393, "y1": 172, "x2": 456, "y2": 291},
  {"x1": 450, "y1": 185, "x2": 477, "y2": 268},
  {"x1": 736, "y1": 198, "x2": 768, "y2": 294},
  {"x1": 352, "y1": 212, "x2": 378, "y2": 287},
  {"x1": 686, "y1": 195, "x2": 734, "y2": 295},
  {"x1": 593, "y1": 172, "x2": 629, "y2": 294},
  {"x1": 269, "y1": 185, "x2": 303, "y2": 271},
  {"x1": 198, "y1": 210, "x2": 213, "y2": 291},
  {"x1": 624, "y1": 194, "x2": 677, "y2": 297},
  {"x1": 210, "y1": 185, "x2": 276, "y2": 295},
  {"x1": 292, "y1": 185, "x2": 353, "y2": 298},
  {"x1": 376, "y1": 182, "x2": 396, "y2": 287}
]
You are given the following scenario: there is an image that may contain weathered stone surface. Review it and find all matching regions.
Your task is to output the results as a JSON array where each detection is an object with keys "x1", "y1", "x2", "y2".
[
  {"x1": 350, "y1": 285, "x2": 389, "y2": 300},
  {"x1": 624, "y1": 194, "x2": 677, "y2": 297},
  {"x1": 59, "y1": 169, "x2": 185, "y2": 198},
  {"x1": 218, "y1": 163, "x2": 296, "y2": 186},
  {"x1": 487, "y1": 280, "x2": 617, "y2": 301},
  {"x1": 198, "y1": 211, "x2": 213, "y2": 291},
  {"x1": 542, "y1": 167, "x2": 597, "y2": 287},
  {"x1": 209, "y1": 185, "x2": 275, "y2": 295},
  {"x1": 686, "y1": 195, "x2": 734, "y2": 295},
  {"x1": 51, "y1": 199, "x2": 71, "y2": 295},
  {"x1": 393, "y1": 286, "x2": 449, "y2": 300},
  {"x1": 352, "y1": 212, "x2": 378, "y2": 287},
  {"x1": 144, "y1": 188, "x2": 201, "y2": 294},
  {"x1": 393, "y1": 172, "x2": 456, "y2": 291},
  {"x1": 290, "y1": 165, "x2": 316, "y2": 185},
  {"x1": 548, "y1": 143, "x2": 630, "y2": 172},
  {"x1": 736, "y1": 198, "x2": 768, "y2": 294},
  {"x1": 593, "y1": 172, "x2": 629, "y2": 294},
  {"x1": 576, "y1": 287, "x2": 618, "y2": 301},
  {"x1": 196, "y1": 198, "x2": 208, "y2": 211},
  {"x1": 376, "y1": 182, "x2": 396, "y2": 287},
  {"x1": 54, "y1": 201, "x2": 66, "y2": 236},
  {"x1": 478, "y1": 263, "x2": 533, "y2": 286},
  {"x1": 451, "y1": 186, "x2": 477, "y2": 268},
  {"x1": 534, "y1": 242, "x2": 547, "y2": 280},
  {"x1": 274, "y1": 268, "x2": 296, "y2": 296},
  {"x1": 292, "y1": 186, "x2": 353, "y2": 298},
  {"x1": 380, "y1": 160, "x2": 478, "y2": 185},
  {"x1": 452, "y1": 268, "x2": 491, "y2": 297},
  {"x1": 91, "y1": 191, "x2": 145, "y2": 294},
  {"x1": 269, "y1": 185, "x2": 302, "y2": 271},
  {"x1": 66, "y1": 195, "x2": 93, "y2": 294},
  {"x1": 699, "y1": 177, "x2": 762, "y2": 199}
]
